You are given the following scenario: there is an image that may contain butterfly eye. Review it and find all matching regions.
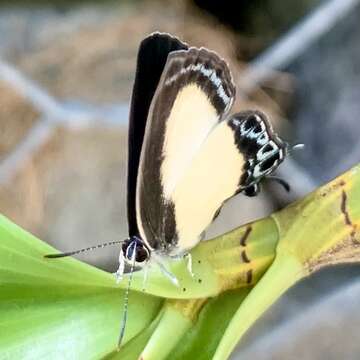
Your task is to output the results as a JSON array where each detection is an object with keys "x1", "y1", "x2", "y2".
[
  {"x1": 135, "y1": 245, "x2": 150, "y2": 263},
  {"x1": 123, "y1": 236, "x2": 149, "y2": 263}
]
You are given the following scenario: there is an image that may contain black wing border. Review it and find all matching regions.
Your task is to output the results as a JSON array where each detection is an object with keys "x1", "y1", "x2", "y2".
[{"x1": 127, "y1": 32, "x2": 188, "y2": 236}]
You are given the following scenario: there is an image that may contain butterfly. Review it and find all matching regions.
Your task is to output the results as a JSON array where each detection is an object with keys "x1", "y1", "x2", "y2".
[
  {"x1": 45, "y1": 32, "x2": 289, "y2": 346},
  {"x1": 119, "y1": 32, "x2": 288, "y2": 275}
]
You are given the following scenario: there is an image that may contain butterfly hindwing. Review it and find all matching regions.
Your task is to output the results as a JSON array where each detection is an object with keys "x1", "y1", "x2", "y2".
[
  {"x1": 228, "y1": 110, "x2": 288, "y2": 191},
  {"x1": 127, "y1": 33, "x2": 188, "y2": 236},
  {"x1": 136, "y1": 47, "x2": 236, "y2": 253},
  {"x1": 168, "y1": 120, "x2": 246, "y2": 251},
  {"x1": 166, "y1": 110, "x2": 287, "y2": 253}
]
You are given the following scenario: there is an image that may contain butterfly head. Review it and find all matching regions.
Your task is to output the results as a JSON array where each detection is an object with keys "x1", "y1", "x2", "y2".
[{"x1": 121, "y1": 236, "x2": 150, "y2": 267}]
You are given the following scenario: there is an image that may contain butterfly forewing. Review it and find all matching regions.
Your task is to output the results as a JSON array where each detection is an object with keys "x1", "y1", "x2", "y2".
[
  {"x1": 127, "y1": 33, "x2": 188, "y2": 237},
  {"x1": 169, "y1": 111, "x2": 287, "y2": 253},
  {"x1": 136, "y1": 47, "x2": 236, "y2": 253}
]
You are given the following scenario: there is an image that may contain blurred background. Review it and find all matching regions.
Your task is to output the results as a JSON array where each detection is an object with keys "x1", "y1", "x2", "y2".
[{"x1": 1, "y1": 0, "x2": 360, "y2": 358}]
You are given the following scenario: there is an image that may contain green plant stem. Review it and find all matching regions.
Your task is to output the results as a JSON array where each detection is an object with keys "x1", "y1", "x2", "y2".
[
  {"x1": 127, "y1": 217, "x2": 278, "y2": 299},
  {"x1": 213, "y1": 253, "x2": 305, "y2": 360},
  {"x1": 106, "y1": 313, "x2": 162, "y2": 360},
  {"x1": 140, "y1": 304, "x2": 193, "y2": 360}
]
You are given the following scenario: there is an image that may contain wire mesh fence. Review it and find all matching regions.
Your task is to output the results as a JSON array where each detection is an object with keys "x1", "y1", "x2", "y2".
[{"x1": 1, "y1": 0, "x2": 357, "y2": 194}]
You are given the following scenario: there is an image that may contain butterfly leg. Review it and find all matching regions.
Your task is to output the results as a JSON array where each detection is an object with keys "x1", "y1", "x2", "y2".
[
  {"x1": 153, "y1": 253, "x2": 180, "y2": 287},
  {"x1": 114, "y1": 249, "x2": 126, "y2": 283}
]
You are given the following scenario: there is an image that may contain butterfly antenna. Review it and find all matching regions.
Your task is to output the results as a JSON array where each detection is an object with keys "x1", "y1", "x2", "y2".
[
  {"x1": 44, "y1": 240, "x2": 125, "y2": 259},
  {"x1": 267, "y1": 176, "x2": 291, "y2": 192},
  {"x1": 117, "y1": 241, "x2": 137, "y2": 350}
]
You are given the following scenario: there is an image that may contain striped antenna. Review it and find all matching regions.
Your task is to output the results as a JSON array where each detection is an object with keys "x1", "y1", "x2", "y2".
[
  {"x1": 117, "y1": 240, "x2": 137, "y2": 350},
  {"x1": 44, "y1": 240, "x2": 125, "y2": 258}
]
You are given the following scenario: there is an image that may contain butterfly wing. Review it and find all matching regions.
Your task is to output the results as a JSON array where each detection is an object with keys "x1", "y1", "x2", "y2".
[
  {"x1": 169, "y1": 110, "x2": 287, "y2": 252},
  {"x1": 136, "y1": 47, "x2": 236, "y2": 253},
  {"x1": 127, "y1": 32, "x2": 188, "y2": 236},
  {"x1": 228, "y1": 110, "x2": 287, "y2": 192}
]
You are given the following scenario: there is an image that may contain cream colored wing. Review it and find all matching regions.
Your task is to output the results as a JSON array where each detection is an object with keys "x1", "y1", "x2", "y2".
[
  {"x1": 169, "y1": 110, "x2": 288, "y2": 254},
  {"x1": 169, "y1": 120, "x2": 245, "y2": 253}
]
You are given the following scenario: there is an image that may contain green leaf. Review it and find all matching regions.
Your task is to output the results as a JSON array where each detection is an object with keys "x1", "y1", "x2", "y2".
[
  {"x1": 171, "y1": 288, "x2": 251, "y2": 360},
  {"x1": 2, "y1": 164, "x2": 360, "y2": 359},
  {"x1": 0, "y1": 209, "x2": 277, "y2": 359},
  {"x1": 0, "y1": 215, "x2": 161, "y2": 359},
  {"x1": 212, "y1": 164, "x2": 360, "y2": 358}
]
